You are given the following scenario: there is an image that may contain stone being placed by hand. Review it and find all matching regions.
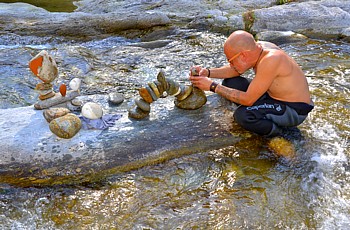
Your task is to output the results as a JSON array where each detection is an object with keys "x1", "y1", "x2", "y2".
[
  {"x1": 190, "y1": 67, "x2": 199, "y2": 76},
  {"x1": 81, "y1": 102, "x2": 103, "y2": 120}
]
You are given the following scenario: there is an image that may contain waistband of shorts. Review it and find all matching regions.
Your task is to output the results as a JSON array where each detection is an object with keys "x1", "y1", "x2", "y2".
[{"x1": 284, "y1": 101, "x2": 314, "y2": 115}]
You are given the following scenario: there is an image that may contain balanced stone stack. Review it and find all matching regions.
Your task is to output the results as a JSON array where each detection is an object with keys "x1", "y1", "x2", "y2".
[
  {"x1": 28, "y1": 50, "x2": 82, "y2": 110},
  {"x1": 28, "y1": 50, "x2": 84, "y2": 139},
  {"x1": 128, "y1": 70, "x2": 207, "y2": 119},
  {"x1": 29, "y1": 50, "x2": 58, "y2": 101}
]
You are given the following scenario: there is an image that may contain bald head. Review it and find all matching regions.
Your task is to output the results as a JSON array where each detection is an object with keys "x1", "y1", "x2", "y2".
[{"x1": 224, "y1": 30, "x2": 257, "y2": 53}]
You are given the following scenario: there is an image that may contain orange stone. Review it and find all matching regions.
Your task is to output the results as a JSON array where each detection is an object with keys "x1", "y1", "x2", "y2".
[
  {"x1": 59, "y1": 84, "x2": 67, "y2": 97},
  {"x1": 29, "y1": 56, "x2": 43, "y2": 77},
  {"x1": 139, "y1": 87, "x2": 153, "y2": 103}
]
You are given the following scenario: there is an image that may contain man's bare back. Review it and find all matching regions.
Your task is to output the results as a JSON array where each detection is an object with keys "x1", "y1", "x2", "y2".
[
  {"x1": 257, "y1": 42, "x2": 312, "y2": 104},
  {"x1": 189, "y1": 30, "x2": 313, "y2": 137}
]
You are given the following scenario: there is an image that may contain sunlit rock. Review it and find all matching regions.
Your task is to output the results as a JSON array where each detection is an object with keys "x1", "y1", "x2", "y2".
[
  {"x1": 43, "y1": 107, "x2": 70, "y2": 123},
  {"x1": 81, "y1": 102, "x2": 103, "y2": 120},
  {"x1": 135, "y1": 98, "x2": 151, "y2": 112},
  {"x1": 139, "y1": 87, "x2": 154, "y2": 103},
  {"x1": 49, "y1": 113, "x2": 82, "y2": 139},
  {"x1": 29, "y1": 50, "x2": 58, "y2": 83},
  {"x1": 174, "y1": 87, "x2": 207, "y2": 110},
  {"x1": 59, "y1": 84, "x2": 67, "y2": 97},
  {"x1": 34, "y1": 91, "x2": 80, "y2": 110}
]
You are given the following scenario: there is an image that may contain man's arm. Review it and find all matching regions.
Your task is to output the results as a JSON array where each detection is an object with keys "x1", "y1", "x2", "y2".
[
  {"x1": 191, "y1": 52, "x2": 280, "y2": 106},
  {"x1": 215, "y1": 53, "x2": 280, "y2": 105},
  {"x1": 199, "y1": 65, "x2": 240, "y2": 79}
]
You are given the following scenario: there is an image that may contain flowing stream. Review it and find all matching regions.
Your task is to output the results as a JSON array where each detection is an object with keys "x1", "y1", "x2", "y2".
[{"x1": 0, "y1": 2, "x2": 350, "y2": 230}]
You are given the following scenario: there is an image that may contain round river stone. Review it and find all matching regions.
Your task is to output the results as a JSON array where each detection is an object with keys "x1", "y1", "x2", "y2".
[
  {"x1": 108, "y1": 92, "x2": 125, "y2": 105},
  {"x1": 49, "y1": 113, "x2": 82, "y2": 139},
  {"x1": 81, "y1": 102, "x2": 103, "y2": 119},
  {"x1": 174, "y1": 87, "x2": 207, "y2": 110}
]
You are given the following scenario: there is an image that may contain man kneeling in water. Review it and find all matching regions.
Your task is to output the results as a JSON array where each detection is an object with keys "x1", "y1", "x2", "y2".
[{"x1": 189, "y1": 30, "x2": 314, "y2": 137}]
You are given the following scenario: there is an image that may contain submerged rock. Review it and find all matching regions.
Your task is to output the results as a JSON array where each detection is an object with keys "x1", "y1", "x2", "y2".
[{"x1": 268, "y1": 137, "x2": 295, "y2": 159}]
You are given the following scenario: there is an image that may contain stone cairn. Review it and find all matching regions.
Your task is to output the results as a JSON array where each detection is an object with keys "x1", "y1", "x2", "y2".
[
  {"x1": 29, "y1": 50, "x2": 82, "y2": 111},
  {"x1": 29, "y1": 50, "x2": 83, "y2": 139},
  {"x1": 128, "y1": 69, "x2": 207, "y2": 119}
]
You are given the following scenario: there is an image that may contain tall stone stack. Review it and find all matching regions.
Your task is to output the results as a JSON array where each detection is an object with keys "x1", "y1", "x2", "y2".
[
  {"x1": 29, "y1": 50, "x2": 82, "y2": 110},
  {"x1": 29, "y1": 50, "x2": 83, "y2": 139},
  {"x1": 128, "y1": 70, "x2": 207, "y2": 119}
]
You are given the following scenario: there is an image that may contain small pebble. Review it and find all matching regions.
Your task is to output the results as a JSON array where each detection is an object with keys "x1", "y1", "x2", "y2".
[{"x1": 108, "y1": 92, "x2": 125, "y2": 105}]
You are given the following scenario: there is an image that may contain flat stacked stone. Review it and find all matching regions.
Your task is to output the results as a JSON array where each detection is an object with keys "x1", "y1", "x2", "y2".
[
  {"x1": 29, "y1": 51, "x2": 82, "y2": 111},
  {"x1": 174, "y1": 67, "x2": 207, "y2": 110},
  {"x1": 43, "y1": 107, "x2": 70, "y2": 123}
]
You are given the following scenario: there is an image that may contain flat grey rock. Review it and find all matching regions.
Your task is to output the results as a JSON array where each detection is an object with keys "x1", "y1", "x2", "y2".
[{"x1": 0, "y1": 95, "x2": 241, "y2": 186}]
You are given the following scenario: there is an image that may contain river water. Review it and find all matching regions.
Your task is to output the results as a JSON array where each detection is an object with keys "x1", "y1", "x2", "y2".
[{"x1": 1, "y1": 2, "x2": 350, "y2": 230}]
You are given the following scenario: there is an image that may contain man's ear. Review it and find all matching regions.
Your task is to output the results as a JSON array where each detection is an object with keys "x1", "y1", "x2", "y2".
[{"x1": 240, "y1": 50, "x2": 248, "y2": 61}]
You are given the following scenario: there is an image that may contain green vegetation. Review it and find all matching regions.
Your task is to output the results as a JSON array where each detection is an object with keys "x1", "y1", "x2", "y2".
[
  {"x1": 0, "y1": 0, "x2": 77, "y2": 12},
  {"x1": 243, "y1": 11, "x2": 255, "y2": 32},
  {"x1": 276, "y1": 0, "x2": 297, "y2": 5}
]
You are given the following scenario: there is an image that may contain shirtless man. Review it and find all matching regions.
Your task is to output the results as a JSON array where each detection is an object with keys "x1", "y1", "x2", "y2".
[{"x1": 189, "y1": 30, "x2": 313, "y2": 137}]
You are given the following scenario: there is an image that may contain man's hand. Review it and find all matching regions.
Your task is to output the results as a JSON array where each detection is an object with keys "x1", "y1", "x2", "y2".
[
  {"x1": 189, "y1": 75, "x2": 213, "y2": 91},
  {"x1": 190, "y1": 66, "x2": 209, "y2": 77}
]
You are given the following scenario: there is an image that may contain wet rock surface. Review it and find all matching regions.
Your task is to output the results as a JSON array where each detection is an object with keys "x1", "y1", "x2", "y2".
[
  {"x1": 0, "y1": 95, "x2": 239, "y2": 186},
  {"x1": 0, "y1": 1, "x2": 349, "y2": 41},
  {"x1": 49, "y1": 113, "x2": 82, "y2": 139},
  {"x1": 1, "y1": 0, "x2": 349, "y2": 187}
]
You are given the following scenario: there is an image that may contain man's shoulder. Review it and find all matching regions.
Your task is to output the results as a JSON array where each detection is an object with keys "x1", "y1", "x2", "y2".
[{"x1": 258, "y1": 41, "x2": 281, "y2": 50}]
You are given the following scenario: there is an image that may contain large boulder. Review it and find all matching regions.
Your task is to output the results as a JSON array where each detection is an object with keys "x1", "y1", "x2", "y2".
[
  {"x1": 1, "y1": 1, "x2": 350, "y2": 41},
  {"x1": 0, "y1": 95, "x2": 242, "y2": 187},
  {"x1": 251, "y1": 1, "x2": 350, "y2": 40},
  {"x1": 0, "y1": 3, "x2": 170, "y2": 39}
]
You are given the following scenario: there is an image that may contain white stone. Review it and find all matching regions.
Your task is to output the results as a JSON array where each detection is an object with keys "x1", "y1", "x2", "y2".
[
  {"x1": 81, "y1": 102, "x2": 103, "y2": 120},
  {"x1": 69, "y1": 78, "x2": 82, "y2": 91}
]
